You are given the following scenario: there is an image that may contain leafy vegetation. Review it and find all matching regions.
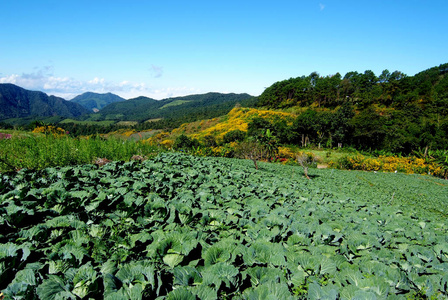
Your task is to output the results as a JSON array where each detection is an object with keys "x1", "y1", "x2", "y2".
[
  {"x1": 1, "y1": 153, "x2": 447, "y2": 299},
  {"x1": 0, "y1": 133, "x2": 159, "y2": 172},
  {"x1": 173, "y1": 134, "x2": 200, "y2": 151}
]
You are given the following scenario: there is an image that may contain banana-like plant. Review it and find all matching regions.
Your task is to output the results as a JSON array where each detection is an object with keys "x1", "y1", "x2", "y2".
[
  {"x1": 257, "y1": 129, "x2": 279, "y2": 162},
  {"x1": 433, "y1": 150, "x2": 448, "y2": 179}
]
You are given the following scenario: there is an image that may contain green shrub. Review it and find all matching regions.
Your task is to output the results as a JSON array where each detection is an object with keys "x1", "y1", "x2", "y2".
[
  {"x1": 203, "y1": 135, "x2": 217, "y2": 147},
  {"x1": 173, "y1": 134, "x2": 199, "y2": 150},
  {"x1": 223, "y1": 129, "x2": 246, "y2": 144}
]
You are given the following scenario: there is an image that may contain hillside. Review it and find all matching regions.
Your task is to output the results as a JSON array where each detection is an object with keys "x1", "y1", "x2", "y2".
[
  {"x1": 70, "y1": 92, "x2": 125, "y2": 112},
  {"x1": 251, "y1": 63, "x2": 448, "y2": 154},
  {"x1": 0, "y1": 84, "x2": 90, "y2": 121},
  {"x1": 85, "y1": 92, "x2": 255, "y2": 123},
  {"x1": 258, "y1": 63, "x2": 448, "y2": 111}
]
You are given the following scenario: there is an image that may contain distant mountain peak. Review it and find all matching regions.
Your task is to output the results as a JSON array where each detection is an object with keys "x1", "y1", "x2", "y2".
[
  {"x1": 0, "y1": 84, "x2": 89, "y2": 121},
  {"x1": 71, "y1": 92, "x2": 126, "y2": 111}
]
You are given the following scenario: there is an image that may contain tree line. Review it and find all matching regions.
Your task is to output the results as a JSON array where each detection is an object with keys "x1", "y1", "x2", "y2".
[
  {"x1": 258, "y1": 63, "x2": 448, "y2": 112},
  {"x1": 255, "y1": 63, "x2": 448, "y2": 154}
]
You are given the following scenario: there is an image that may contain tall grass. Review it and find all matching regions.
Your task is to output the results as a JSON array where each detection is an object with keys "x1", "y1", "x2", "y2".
[{"x1": 0, "y1": 133, "x2": 160, "y2": 172}]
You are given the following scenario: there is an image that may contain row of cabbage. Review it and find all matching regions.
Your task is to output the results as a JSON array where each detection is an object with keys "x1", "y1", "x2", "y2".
[{"x1": 1, "y1": 153, "x2": 447, "y2": 299}]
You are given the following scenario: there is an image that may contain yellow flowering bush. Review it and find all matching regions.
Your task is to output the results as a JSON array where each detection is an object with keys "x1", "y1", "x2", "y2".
[
  {"x1": 211, "y1": 146, "x2": 234, "y2": 157},
  {"x1": 32, "y1": 125, "x2": 67, "y2": 136},
  {"x1": 143, "y1": 131, "x2": 172, "y2": 148},
  {"x1": 187, "y1": 145, "x2": 235, "y2": 158},
  {"x1": 122, "y1": 130, "x2": 136, "y2": 137},
  {"x1": 275, "y1": 148, "x2": 319, "y2": 165},
  {"x1": 159, "y1": 139, "x2": 174, "y2": 149},
  {"x1": 191, "y1": 107, "x2": 294, "y2": 143},
  {"x1": 278, "y1": 147, "x2": 296, "y2": 159},
  {"x1": 363, "y1": 158, "x2": 382, "y2": 171},
  {"x1": 328, "y1": 160, "x2": 338, "y2": 168},
  {"x1": 338, "y1": 154, "x2": 443, "y2": 177},
  {"x1": 190, "y1": 147, "x2": 213, "y2": 157}
]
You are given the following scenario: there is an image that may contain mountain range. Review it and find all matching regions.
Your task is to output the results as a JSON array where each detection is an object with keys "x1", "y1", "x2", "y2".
[
  {"x1": 0, "y1": 83, "x2": 255, "y2": 125},
  {"x1": 90, "y1": 92, "x2": 254, "y2": 122},
  {"x1": 0, "y1": 84, "x2": 89, "y2": 121}
]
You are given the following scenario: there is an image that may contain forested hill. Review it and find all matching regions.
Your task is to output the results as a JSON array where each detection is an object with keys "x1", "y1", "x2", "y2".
[
  {"x1": 0, "y1": 84, "x2": 89, "y2": 121},
  {"x1": 87, "y1": 92, "x2": 255, "y2": 123},
  {"x1": 70, "y1": 92, "x2": 125, "y2": 112},
  {"x1": 252, "y1": 63, "x2": 448, "y2": 154},
  {"x1": 258, "y1": 63, "x2": 448, "y2": 113}
]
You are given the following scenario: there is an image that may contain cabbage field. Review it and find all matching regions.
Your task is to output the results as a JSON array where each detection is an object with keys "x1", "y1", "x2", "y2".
[{"x1": 1, "y1": 153, "x2": 447, "y2": 299}]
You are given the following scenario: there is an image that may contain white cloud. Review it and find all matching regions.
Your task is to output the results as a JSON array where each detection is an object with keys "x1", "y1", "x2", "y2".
[
  {"x1": 149, "y1": 65, "x2": 164, "y2": 78},
  {"x1": 319, "y1": 3, "x2": 326, "y2": 10},
  {"x1": 0, "y1": 68, "x2": 201, "y2": 100},
  {"x1": 88, "y1": 77, "x2": 105, "y2": 85}
]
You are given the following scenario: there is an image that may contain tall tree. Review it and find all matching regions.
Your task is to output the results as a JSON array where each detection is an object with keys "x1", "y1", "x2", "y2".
[{"x1": 331, "y1": 103, "x2": 355, "y2": 147}]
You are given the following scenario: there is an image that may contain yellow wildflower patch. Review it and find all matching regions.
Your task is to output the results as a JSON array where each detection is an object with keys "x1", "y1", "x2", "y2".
[
  {"x1": 278, "y1": 147, "x2": 296, "y2": 159},
  {"x1": 191, "y1": 107, "x2": 294, "y2": 142},
  {"x1": 32, "y1": 125, "x2": 67, "y2": 136},
  {"x1": 338, "y1": 154, "x2": 444, "y2": 177}
]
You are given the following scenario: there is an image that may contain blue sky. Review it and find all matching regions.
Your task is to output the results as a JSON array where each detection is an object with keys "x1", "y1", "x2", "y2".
[{"x1": 1, "y1": 0, "x2": 447, "y2": 100}]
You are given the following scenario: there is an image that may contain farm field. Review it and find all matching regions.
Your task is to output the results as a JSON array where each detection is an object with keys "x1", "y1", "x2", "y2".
[{"x1": 1, "y1": 153, "x2": 448, "y2": 299}]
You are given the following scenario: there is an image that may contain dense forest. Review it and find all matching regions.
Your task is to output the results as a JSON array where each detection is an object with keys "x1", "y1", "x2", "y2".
[{"x1": 254, "y1": 63, "x2": 448, "y2": 154}]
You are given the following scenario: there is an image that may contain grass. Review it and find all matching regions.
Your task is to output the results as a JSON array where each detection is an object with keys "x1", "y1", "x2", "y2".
[
  {"x1": 59, "y1": 119, "x2": 116, "y2": 126},
  {"x1": 145, "y1": 118, "x2": 163, "y2": 123},
  {"x1": 278, "y1": 146, "x2": 357, "y2": 167},
  {"x1": 0, "y1": 133, "x2": 161, "y2": 172},
  {"x1": 159, "y1": 100, "x2": 190, "y2": 109},
  {"x1": 127, "y1": 130, "x2": 160, "y2": 141},
  {"x1": 307, "y1": 148, "x2": 357, "y2": 166},
  {"x1": 116, "y1": 121, "x2": 139, "y2": 126}
]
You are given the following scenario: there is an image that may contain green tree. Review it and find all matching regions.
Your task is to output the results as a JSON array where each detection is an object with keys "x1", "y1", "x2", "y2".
[
  {"x1": 247, "y1": 117, "x2": 272, "y2": 138},
  {"x1": 291, "y1": 109, "x2": 318, "y2": 147},
  {"x1": 356, "y1": 70, "x2": 378, "y2": 107},
  {"x1": 331, "y1": 104, "x2": 355, "y2": 147},
  {"x1": 351, "y1": 107, "x2": 386, "y2": 150},
  {"x1": 314, "y1": 111, "x2": 333, "y2": 148},
  {"x1": 203, "y1": 135, "x2": 217, "y2": 147},
  {"x1": 223, "y1": 130, "x2": 246, "y2": 144},
  {"x1": 433, "y1": 150, "x2": 448, "y2": 179},
  {"x1": 173, "y1": 134, "x2": 199, "y2": 150}
]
